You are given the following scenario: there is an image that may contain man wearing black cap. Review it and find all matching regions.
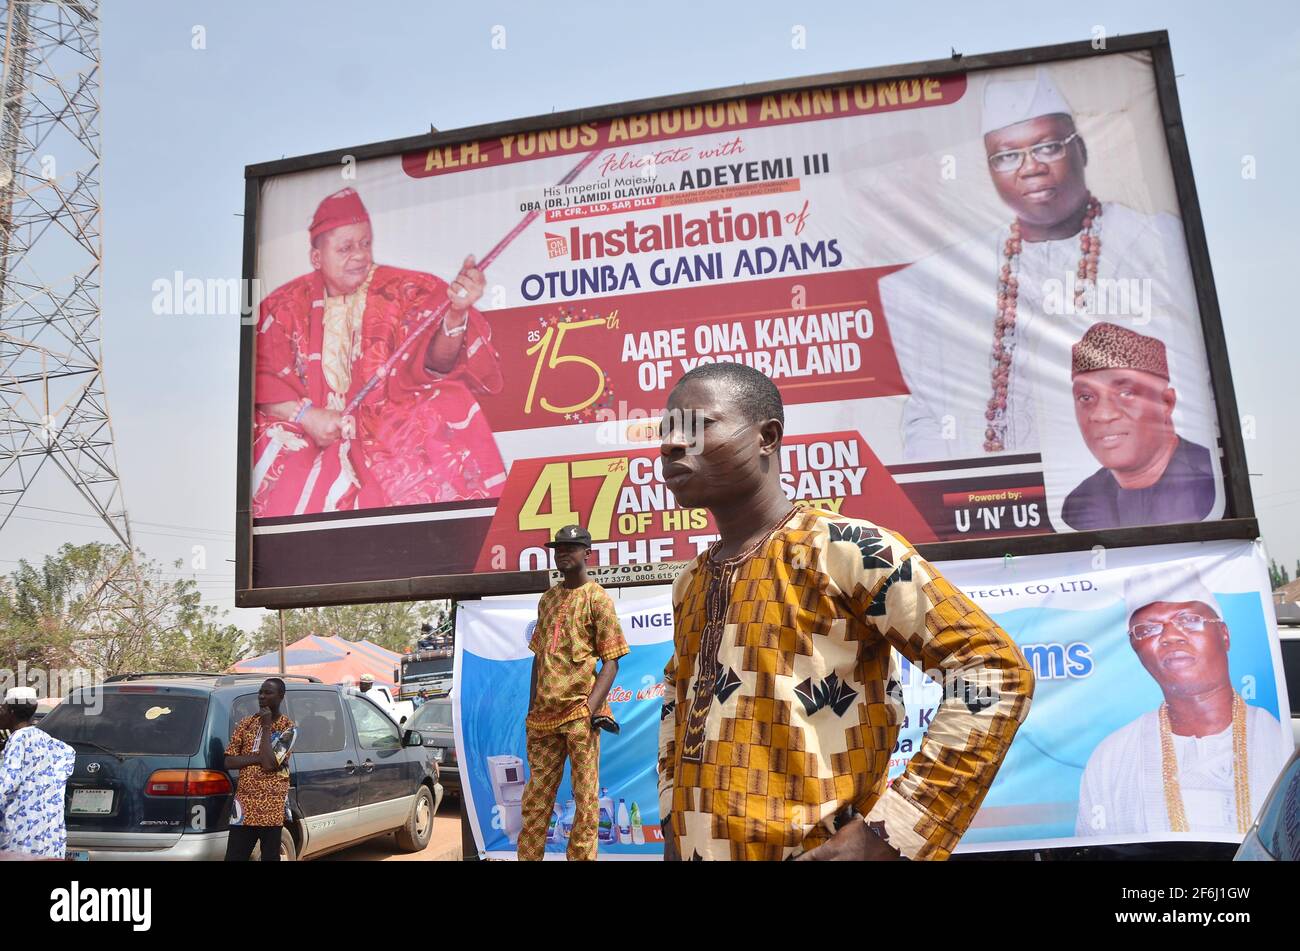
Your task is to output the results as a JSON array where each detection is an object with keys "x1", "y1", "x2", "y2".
[{"x1": 517, "y1": 524, "x2": 629, "y2": 861}]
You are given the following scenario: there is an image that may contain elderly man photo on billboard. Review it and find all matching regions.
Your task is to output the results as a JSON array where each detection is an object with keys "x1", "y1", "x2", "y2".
[
  {"x1": 252, "y1": 187, "x2": 507, "y2": 517},
  {"x1": 880, "y1": 67, "x2": 1212, "y2": 466},
  {"x1": 1076, "y1": 567, "x2": 1292, "y2": 838},
  {"x1": 1061, "y1": 322, "x2": 1216, "y2": 530}
]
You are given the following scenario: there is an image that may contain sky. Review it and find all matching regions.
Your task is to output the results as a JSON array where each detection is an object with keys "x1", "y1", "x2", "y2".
[{"x1": 3, "y1": 0, "x2": 1299, "y2": 631}]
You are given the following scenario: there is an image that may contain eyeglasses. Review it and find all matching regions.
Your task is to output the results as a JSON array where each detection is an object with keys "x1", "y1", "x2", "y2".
[
  {"x1": 987, "y1": 133, "x2": 1080, "y2": 174},
  {"x1": 1128, "y1": 611, "x2": 1223, "y2": 641}
]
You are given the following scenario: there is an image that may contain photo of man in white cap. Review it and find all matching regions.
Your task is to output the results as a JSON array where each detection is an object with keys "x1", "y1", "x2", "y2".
[
  {"x1": 0, "y1": 687, "x2": 76, "y2": 859},
  {"x1": 1076, "y1": 566, "x2": 1292, "y2": 837},
  {"x1": 879, "y1": 66, "x2": 1219, "y2": 481}
]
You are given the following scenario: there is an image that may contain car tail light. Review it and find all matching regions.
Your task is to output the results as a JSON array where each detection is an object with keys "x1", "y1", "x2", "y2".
[{"x1": 146, "y1": 769, "x2": 233, "y2": 797}]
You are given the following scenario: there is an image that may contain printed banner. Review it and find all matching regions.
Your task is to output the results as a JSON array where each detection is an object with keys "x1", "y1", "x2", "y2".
[
  {"x1": 456, "y1": 593, "x2": 674, "y2": 860},
  {"x1": 248, "y1": 49, "x2": 1228, "y2": 589},
  {"x1": 455, "y1": 540, "x2": 1293, "y2": 858}
]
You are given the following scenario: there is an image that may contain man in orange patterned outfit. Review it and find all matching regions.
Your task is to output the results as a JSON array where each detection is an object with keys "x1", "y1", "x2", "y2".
[
  {"x1": 657, "y1": 363, "x2": 1035, "y2": 860},
  {"x1": 517, "y1": 525, "x2": 629, "y2": 861},
  {"x1": 224, "y1": 678, "x2": 295, "y2": 861}
]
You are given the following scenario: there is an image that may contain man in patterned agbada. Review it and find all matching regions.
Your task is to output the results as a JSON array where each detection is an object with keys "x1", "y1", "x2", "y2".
[
  {"x1": 657, "y1": 362, "x2": 1035, "y2": 860},
  {"x1": 517, "y1": 524, "x2": 629, "y2": 861},
  {"x1": 0, "y1": 687, "x2": 75, "y2": 858}
]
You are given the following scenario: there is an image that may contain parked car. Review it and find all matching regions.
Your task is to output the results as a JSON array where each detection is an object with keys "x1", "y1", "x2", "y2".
[
  {"x1": 405, "y1": 698, "x2": 457, "y2": 798},
  {"x1": 32, "y1": 697, "x2": 61, "y2": 723},
  {"x1": 39, "y1": 672, "x2": 442, "y2": 861},
  {"x1": 362, "y1": 684, "x2": 415, "y2": 728},
  {"x1": 1235, "y1": 746, "x2": 1300, "y2": 861}
]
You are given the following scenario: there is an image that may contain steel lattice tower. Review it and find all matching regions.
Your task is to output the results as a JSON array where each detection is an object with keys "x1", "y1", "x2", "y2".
[{"x1": 0, "y1": 0, "x2": 131, "y2": 548}]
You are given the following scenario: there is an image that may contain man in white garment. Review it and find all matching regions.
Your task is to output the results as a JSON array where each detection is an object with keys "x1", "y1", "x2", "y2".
[
  {"x1": 358, "y1": 674, "x2": 394, "y2": 714},
  {"x1": 1, "y1": 687, "x2": 76, "y2": 858},
  {"x1": 1075, "y1": 567, "x2": 1293, "y2": 838},
  {"x1": 878, "y1": 68, "x2": 1222, "y2": 528}
]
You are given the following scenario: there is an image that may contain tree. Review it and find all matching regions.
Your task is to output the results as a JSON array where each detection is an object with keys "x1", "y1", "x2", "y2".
[
  {"x1": 0, "y1": 543, "x2": 248, "y2": 684},
  {"x1": 247, "y1": 600, "x2": 451, "y2": 658}
]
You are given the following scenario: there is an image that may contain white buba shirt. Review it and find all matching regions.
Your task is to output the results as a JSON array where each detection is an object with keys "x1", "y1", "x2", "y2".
[
  {"x1": 1075, "y1": 702, "x2": 1294, "y2": 837},
  {"x1": 0, "y1": 725, "x2": 76, "y2": 858}
]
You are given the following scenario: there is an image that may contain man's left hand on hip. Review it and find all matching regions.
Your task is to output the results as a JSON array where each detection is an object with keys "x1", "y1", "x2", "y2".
[{"x1": 794, "y1": 817, "x2": 903, "y2": 862}]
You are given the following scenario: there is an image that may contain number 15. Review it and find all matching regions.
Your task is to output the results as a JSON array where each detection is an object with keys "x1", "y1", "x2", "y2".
[{"x1": 524, "y1": 318, "x2": 608, "y2": 415}]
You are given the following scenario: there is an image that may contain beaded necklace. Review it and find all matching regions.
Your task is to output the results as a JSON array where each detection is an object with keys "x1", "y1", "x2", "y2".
[{"x1": 983, "y1": 195, "x2": 1102, "y2": 453}]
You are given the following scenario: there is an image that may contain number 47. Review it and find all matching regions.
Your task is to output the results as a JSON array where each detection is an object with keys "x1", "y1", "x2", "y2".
[{"x1": 518, "y1": 458, "x2": 629, "y2": 542}]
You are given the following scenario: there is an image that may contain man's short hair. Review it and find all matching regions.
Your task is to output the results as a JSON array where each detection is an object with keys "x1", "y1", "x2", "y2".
[
  {"x1": 265, "y1": 678, "x2": 286, "y2": 697},
  {"x1": 676, "y1": 362, "x2": 784, "y2": 427}
]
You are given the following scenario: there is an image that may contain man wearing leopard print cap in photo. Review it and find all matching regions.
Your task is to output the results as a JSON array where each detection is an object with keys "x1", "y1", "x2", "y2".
[{"x1": 1062, "y1": 322, "x2": 1216, "y2": 530}]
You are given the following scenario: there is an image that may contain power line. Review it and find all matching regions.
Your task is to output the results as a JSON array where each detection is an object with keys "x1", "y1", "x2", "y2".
[
  {"x1": 8, "y1": 513, "x2": 236, "y2": 542},
  {"x1": 10, "y1": 503, "x2": 233, "y2": 536}
]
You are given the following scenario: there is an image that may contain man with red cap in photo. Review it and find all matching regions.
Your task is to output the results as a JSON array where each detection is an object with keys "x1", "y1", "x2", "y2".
[{"x1": 252, "y1": 187, "x2": 507, "y2": 516}]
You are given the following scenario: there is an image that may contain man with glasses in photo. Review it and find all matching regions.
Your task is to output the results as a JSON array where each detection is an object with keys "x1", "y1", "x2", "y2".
[
  {"x1": 880, "y1": 67, "x2": 1215, "y2": 467},
  {"x1": 1076, "y1": 567, "x2": 1292, "y2": 837}
]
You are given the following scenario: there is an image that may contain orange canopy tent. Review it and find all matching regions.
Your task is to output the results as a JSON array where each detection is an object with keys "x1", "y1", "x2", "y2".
[{"x1": 231, "y1": 634, "x2": 400, "y2": 689}]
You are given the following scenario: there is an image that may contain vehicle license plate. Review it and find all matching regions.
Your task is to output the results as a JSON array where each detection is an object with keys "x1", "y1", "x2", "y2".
[{"x1": 69, "y1": 789, "x2": 114, "y2": 815}]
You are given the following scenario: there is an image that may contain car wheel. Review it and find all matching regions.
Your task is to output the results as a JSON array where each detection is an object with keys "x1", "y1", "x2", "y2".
[
  {"x1": 394, "y1": 785, "x2": 435, "y2": 852},
  {"x1": 251, "y1": 827, "x2": 298, "y2": 862}
]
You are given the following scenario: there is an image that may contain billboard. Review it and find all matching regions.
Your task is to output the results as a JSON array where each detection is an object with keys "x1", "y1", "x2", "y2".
[
  {"x1": 237, "y1": 33, "x2": 1252, "y2": 607},
  {"x1": 455, "y1": 539, "x2": 1293, "y2": 859}
]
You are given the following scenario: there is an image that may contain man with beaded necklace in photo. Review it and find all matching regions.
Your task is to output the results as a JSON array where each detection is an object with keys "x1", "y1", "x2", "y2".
[
  {"x1": 880, "y1": 67, "x2": 1220, "y2": 484},
  {"x1": 1075, "y1": 566, "x2": 1292, "y2": 838}
]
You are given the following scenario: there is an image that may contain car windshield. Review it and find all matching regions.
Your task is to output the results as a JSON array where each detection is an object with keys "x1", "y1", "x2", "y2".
[
  {"x1": 403, "y1": 658, "x2": 453, "y2": 678},
  {"x1": 412, "y1": 703, "x2": 453, "y2": 731},
  {"x1": 41, "y1": 691, "x2": 209, "y2": 756}
]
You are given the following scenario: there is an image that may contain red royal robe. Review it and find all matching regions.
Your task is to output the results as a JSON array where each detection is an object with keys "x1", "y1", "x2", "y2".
[{"x1": 252, "y1": 265, "x2": 505, "y2": 517}]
